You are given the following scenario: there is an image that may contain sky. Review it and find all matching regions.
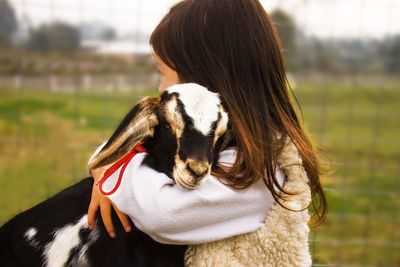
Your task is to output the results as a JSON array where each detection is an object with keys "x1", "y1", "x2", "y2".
[{"x1": 10, "y1": 0, "x2": 400, "y2": 40}]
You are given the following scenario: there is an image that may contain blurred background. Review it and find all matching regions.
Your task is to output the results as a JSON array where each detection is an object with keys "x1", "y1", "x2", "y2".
[{"x1": 0, "y1": 0, "x2": 399, "y2": 266}]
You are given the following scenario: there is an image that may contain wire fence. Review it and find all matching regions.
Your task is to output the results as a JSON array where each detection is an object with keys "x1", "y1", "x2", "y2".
[{"x1": 0, "y1": 0, "x2": 399, "y2": 266}]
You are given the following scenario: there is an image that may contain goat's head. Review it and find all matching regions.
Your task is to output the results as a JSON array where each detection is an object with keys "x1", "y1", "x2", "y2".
[{"x1": 88, "y1": 83, "x2": 230, "y2": 189}]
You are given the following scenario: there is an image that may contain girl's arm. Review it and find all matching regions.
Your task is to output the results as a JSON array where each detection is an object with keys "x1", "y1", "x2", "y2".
[
  {"x1": 87, "y1": 142, "x2": 132, "y2": 237},
  {"x1": 94, "y1": 146, "x2": 284, "y2": 245}
]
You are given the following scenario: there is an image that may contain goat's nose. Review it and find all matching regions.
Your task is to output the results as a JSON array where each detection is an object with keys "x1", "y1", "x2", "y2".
[
  {"x1": 190, "y1": 150, "x2": 208, "y2": 163},
  {"x1": 187, "y1": 159, "x2": 209, "y2": 177}
]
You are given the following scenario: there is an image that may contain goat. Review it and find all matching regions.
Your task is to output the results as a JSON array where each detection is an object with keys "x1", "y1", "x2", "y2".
[{"x1": 0, "y1": 83, "x2": 230, "y2": 267}]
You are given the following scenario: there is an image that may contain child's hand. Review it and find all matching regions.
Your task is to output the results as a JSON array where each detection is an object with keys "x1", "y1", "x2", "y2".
[{"x1": 88, "y1": 164, "x2": 132, "y2": 238}]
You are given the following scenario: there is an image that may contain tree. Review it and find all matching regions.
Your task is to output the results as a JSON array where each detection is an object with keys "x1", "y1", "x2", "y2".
[
  {"x1": 270, "y1": 9, "x2": 296, "y2": 70},
  {"x1": 313, "y1": 39, "x2": 335, "y2": 73},
  {"x1": 101, "y1": 28, "x2": 116, "y2": 41},
  {"x1": 270, "y1": 9, "x2": 296, "y2": 52},
  {"x1": 80, "y1": 22, "x2": 117, "y2": 41},
  {"x1": 0, "y1": 0, "x2": 18, "y2": 46},
  {"x1": 27, "y1": 22, "x2": 80, "y2": 53},
  {"x1": 0, "y1": 30, "x2": 11, "y2": 49},
  {"x1": 384, "y1": 35, "x2": 400, "y2": 74}
]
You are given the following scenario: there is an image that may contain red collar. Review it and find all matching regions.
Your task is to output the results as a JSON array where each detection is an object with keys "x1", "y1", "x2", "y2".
[{"x1": 97, "y1": 142, "x2": 147, "y2": 195}]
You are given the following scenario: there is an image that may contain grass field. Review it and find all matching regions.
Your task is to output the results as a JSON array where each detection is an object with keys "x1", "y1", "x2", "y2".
[
  {"x1": 0, "y1": 83, "x2": 399, "y2": 266},
  {"x1": 296, "y1": 83, "x2": 400, "y2": 266}
]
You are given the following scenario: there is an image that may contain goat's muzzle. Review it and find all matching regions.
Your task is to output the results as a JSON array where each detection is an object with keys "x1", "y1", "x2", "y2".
[
  {"x1": 173, "y1": 158, "x2": 211, "y2": 189},
  {"x1": 187, "y1": 159, "x2": 209, "y2": 178}
]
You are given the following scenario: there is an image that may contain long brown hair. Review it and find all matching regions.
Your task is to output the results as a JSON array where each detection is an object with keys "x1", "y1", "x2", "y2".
[{"x1": 150, "y1": 0, "x2": 327, "y2": 224}]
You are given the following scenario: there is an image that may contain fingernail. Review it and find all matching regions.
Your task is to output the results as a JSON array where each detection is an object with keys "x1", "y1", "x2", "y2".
[
  {"x1": 110, "y1": 232, "x2": 116, "y2": 238},
  {"x1": 125, "y1": 226, "x2": 131, "y2": 232},
  {"x1": 88, "y1": 224, "x2": 93, "y2": 230}
]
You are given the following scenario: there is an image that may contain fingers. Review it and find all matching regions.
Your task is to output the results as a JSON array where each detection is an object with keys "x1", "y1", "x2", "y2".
[
  {"x1": 88, "y1": 182, "x2": 116, "y2": 238},
  {"x1": 100, "y1": 200, "x2": 116, "y2": 238},
  {"x1": 88, "y1": 185, "x2": 100, "y2": 230},
  {"x1": 88, "y1": 172, "x2": 131, "y2": 238},
  {"x1": 87, "y1": 201, "x2": 99, "y2": 230},
  {"x1": 113, "y1": 203, "x2": 131, "y2": 233}
]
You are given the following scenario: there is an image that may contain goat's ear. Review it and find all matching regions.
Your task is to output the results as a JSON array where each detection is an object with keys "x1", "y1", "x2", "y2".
[{"x1": 88, "y1": 96, "x2": 159, "y2": 171}]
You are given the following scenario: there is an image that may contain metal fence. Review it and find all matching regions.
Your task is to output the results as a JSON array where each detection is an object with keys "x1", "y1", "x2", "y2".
[{"x1": 1, "y1": 0, "x2": 399, "y2": 266}]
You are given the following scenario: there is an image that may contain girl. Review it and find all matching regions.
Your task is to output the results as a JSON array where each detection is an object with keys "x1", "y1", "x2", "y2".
[{"x1": 88, "y1": 0, "x2": 327, "y2": 265}]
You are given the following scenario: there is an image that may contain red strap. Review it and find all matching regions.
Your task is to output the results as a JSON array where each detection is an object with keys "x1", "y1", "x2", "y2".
[{"x1": 96, "y1": 142, "x2": 146, "y2": 196}]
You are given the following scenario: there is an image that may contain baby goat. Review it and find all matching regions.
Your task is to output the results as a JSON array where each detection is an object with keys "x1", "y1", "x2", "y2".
[{"x1": 0, "y1": 83, "x2": 230, "y2": 267}]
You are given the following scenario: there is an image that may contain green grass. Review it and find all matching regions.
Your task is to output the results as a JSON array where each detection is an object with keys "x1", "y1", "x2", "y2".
[
  {"x1": 0, "y1": 86, "x2": 158, "y2": 222},
  {"x1": 294, "y1": 83, "x2": 400, "y2": 266},
  {"x1": 0, "y1": 83, "x2": 399, "y2": 266}
]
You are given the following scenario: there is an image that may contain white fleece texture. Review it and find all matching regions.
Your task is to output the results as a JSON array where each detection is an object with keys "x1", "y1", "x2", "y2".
[{"x1": 184, "y1": 139, "x2": 312, "y2": 267}]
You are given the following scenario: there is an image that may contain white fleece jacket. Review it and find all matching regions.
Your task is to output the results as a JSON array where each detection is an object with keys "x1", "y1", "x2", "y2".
[
  {"x1": 184, "y1": 138, "x2": 313, "y2": 267},
  {"x1": 89, "y1": 143, "x2": 285, "y2": 245}
]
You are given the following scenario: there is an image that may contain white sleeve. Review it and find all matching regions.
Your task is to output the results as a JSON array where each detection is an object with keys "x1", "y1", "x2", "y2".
[{"x1": 100, "y1": 148, "x2": 285, "y2": 245}]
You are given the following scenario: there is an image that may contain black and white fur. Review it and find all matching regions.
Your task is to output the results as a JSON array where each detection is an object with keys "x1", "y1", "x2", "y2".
[{"x1": 0, "y1": 83, "x2": 231, "y2": 267}]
